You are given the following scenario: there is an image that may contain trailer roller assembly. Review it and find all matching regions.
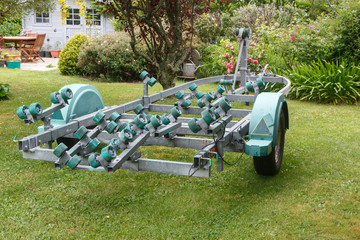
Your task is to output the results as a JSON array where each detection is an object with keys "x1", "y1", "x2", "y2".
[{"x1": 15, "y1": 27, "x2": 291, "y2": 178}]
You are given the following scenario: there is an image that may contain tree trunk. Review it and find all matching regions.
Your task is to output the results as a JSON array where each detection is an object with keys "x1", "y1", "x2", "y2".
[{"x1": 157, "y1": 64, "x2": 177, "y2": 90}]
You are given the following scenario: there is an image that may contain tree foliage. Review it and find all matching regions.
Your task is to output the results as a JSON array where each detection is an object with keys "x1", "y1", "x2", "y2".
[{"x1": 0, "y1": 0, "x2": 56, "y2": 23}]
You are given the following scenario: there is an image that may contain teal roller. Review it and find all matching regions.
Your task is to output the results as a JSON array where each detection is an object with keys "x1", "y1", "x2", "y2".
[
  {"x1": 246, "y1": 81, "x2": 254, "y2": 92},
  {"x1": 88, "y1": 153, "x2": 100, "y2": 168},
  {"x1": 67, "y1": 155, "x2": 82, "y2": 169},
  {"x1": 133, "y1": 114, "x2": 147, "y2": 128},
  {"x1": 182, "y1": 99, "x2": 192, "y2": 108},
  {"x1": 139, "y1": 71, "x2": 149, "y2": 80},
  {"x1": 50, "y1": 92, "x2": 60, "y2": 104},
  {"x1": 196, "y1": 91, "x2": 204, "y2": 99},
  {"x1": 119, "y1": 129, "x2": 133, "y2": 144},
  {"x1": 16, "y1": 105, "x2": 29, "y2": 119},
  {"x1": 148, "y1": 77, "x2": 157, "y2": 86},
  {"x1": 189, "y1": 83, "x2": 197, "y2": 91},
  {"x1": 176, "y1": 91, "x2": 185, "y2": 99},
  {"x1": 257, "y1": 77, "x2": 265, "y2": 89},
  {"x1": 93, "y1": 111, "x2": 105, "y2": 123},
  {"x1": 219, "y1": 97, "x2": 232, "y2": 111},
  {"x1": 161, "y1": 114, "x2": 170, "y2": 125},
  {"x1": 145, "y1": 113, "x2": 152, "y2": 123},
  {"x1": 125, "y1": 123, "x2": 136, "y2": 137},
  {"x1": 101, "y1": 146, "x2": 116, "y2": 162},
  {"x1": 220, "y1": 79, "x2": 233, "y2": 85},
  {"x1": 29, "y1": 103, "x2": 43, "y2": 116},
  {"x1": 60, "y1": 87, "x2": 73, "y2": 100},
  {"x1": 118, "y1": 122, "x2": 128, "y2": 132},
  {"x1": 188, "y1": 118, "x2": 201, "y2": 133},
  {"x1": 105, "y1": 121, "x2": 118, "y2": 134},
  {"x1": 197, "y1": 99, "x2": 206, "y2": 108},
  {"x1": 205, "y1": 92, "x2": 216, "y2": 102},
  {"x1": 74, "y1": 126, "x2": 88, "y2": 140},
  {"x1": 150, "y1": 115, "x2": 162, "y2": 128},
  {"x1": 54, "y1": 143, "x2": 68, "y2": 158},
  {"x1": 109, "y1": 112, "x2": 121, "y2": 122},
  {"x1": 87, "y1": 138, "x2": 100, "y2": 152},
  {"x1": 109, "y1": 138, "x2": 121, "y2": 151},
  {"x1": 170, "y1": 106, "x2": 182, "y2": 118},
  {"x1": 134, "y1": 104, "x2": 144, "y2": 114},
  {"x1": 201, "y1": 108, "x2": 217, "y2": 125},
  {"x1": 217, "y1": 85, "x2": 225, "y2": 94}
]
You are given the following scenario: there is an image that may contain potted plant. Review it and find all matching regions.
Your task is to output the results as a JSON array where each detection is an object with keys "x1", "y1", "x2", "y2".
[
  {"x1": 4, "y1": 48, "x2": 21, "y2": 62},
  {"x1": 50, "y1": 41, "x2": 62, "y2": 58},
  {"x1": 45, "y1": 44, "x2": 52, "y2": 58},
  {"x1": 7, "y1": 57, "x2": 21, "y2": 69}
]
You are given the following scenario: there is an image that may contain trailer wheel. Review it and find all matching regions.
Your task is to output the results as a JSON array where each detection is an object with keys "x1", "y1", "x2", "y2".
[{"x1": 253, "y1": 110, "x2": 285, "y2": 176}]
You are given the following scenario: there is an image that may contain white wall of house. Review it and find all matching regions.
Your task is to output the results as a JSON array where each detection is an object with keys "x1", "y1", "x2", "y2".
[{"x1": 22, "y1": 0, "x2": 114, "y2": 50}]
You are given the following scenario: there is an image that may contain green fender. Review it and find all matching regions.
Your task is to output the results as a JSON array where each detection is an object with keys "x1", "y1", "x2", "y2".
[
  {"x1": 38, "y1": 84, "x2": 104, "y2": 133},
  {"x1": 245, "y1": 92, "x2": 289, "y2": 157}
]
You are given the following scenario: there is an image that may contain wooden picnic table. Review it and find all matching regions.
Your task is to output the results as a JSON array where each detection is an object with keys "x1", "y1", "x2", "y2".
[
  {"x1": 2, "y1": 36, "x2": 37, "y2": 62},
  {"x1": 3, "y1": 36, "x2": 37, "y2": 50}
]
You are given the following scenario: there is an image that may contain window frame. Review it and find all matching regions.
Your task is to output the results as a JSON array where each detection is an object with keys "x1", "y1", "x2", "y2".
[{"x1": 66, "y1": 8, "x2": 81, "y2": 26}]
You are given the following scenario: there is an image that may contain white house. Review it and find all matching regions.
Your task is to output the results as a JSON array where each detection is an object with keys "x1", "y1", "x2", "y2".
[{"x1": 22, "y1": 0, "x2": 114, "y2": 49}]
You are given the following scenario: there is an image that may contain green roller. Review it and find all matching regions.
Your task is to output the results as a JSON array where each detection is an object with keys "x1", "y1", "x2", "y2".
[
  {"x1": 161, "y1": 114, "x2": 170, "y2": 125},
  {"x1": 108, "y1": 112, "x2": 121, "y2": 122},
  {"x1": 50, "y1": 92, "x2": 60, "y2": 104},
  {"x1": 67, "y1": 155, "x2": 82, "y2": 169},
  {"x1": 119, "y1": 129, "x2": 133, "y2": 144},
  {"x1": 188, "y1": 118, "x2": 201, "y2": 133},
  {"x1": 246, "y1": 81, "x2": 254, "y2": 92},
  {"x1": 118, "y1": 122, "x2": 128, "y2": 132},
  {"x1": 53, "y1": 143, "x2": 68, "y2": 158},
  {"x1": 125, "y1": 123, "x2": 136, "y2": 136},
  {"x1": 93, "y1": 111, "x2": 105, "y2": 123},
  {"x1": 196, "y1": 91, "x2": 204, "y2": 99},
  {"x1": 150, "y1": 115, "x2": 162, "y2": 128},
  {"x1": 133, "y1": 114, "x2": 146, "y2": 128},
  {"x1": 29, "y1": 103, "x2": 43, "y2": 116},
  {"x1": 212, "y1": 107, "x2": 220, "y2": 119},
  {"x1": 220, "y1": 79, "x2": 233, "y2": 85},
  {"x1": 170, "y1": 106, "x2": 182, "y2": 118},
  {"x1": 257, "y1": 77, "x2": 265, "y2": 89},
  {"x1": 88, "y1": 153, "x2": 100, "y2": 168},
  {"x1": 60, "y1": 87, "x2": 73, "y2": 100},
  {"x1": 105, "y1": 121, "x2": 118, "y2": 134},
  {"x1": 205, "y1": 92, "x2": 216, "y2": 102},
  {"x1": 74, "y1": 126, "x2": 88, "y2": 140},
  {"x1": 147, "y1": 77, "x2": 157, "y2": 87},
  {"x1": 109, "y1": 138, "x2": 120, "y2": 151},
  {"x1": 197, "y1": 99, "x2": 206, "y2": 108},
  {"x1": 201, "y1": 108, "x2": 216, "y2": 125},
  {"x1": 145, "y1": 113, "x2": 152, "y2": 123},
  {"x1": 189, "y1": 83, "x2": 197, "y2": 91},
  {"x1": 176, "y1": 90, "x2": 185, "y2": 99},
  {"x1": 16, "y1": 105, "x2": 29, "y2": 119},
  {"x1": 87, "y1": 138, "x2": 100, "y2": 152},
  {"x1": 134, "y1": 104, "x2": 144, "y2": 114},
  {"x1": 182, "y1": 99, "x2": 192, "y2": 108},
  {"x1": 219, "y1": 97, "x2": 232, "y2": 111},
  {"x1": 217, "y1": 85, "x2": 225, "y2": 94},
  {"x1": 139, "y1": 70, "x2": 149, "y2": 80},
  {"x1": 101, "y1": 146, "x2": 116, "y2": 162}
]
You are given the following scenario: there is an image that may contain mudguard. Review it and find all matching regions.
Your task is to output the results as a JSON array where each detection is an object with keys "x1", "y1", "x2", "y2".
[
  {"x1": 245, "y1": 92, "x2": 289, "y2": 157},
  {"x1": 38, "y1": 84, "x2": 104, "y2": 132}
]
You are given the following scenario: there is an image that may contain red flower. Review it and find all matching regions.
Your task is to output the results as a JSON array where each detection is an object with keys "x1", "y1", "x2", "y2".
[
  {"x1": 290, "y1": 37, "x2": 295, "y2": 41},
  {"x1": 248, "y1": 58, "x2": 252, "y2": 61},
  {"x1": 253, "y1": 60, "x2": 258, "y2": 64}
]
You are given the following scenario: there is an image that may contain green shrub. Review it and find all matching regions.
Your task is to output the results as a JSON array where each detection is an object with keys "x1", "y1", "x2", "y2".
[
  {"x1": 58, "y1": 33, "x2": 88, "y2": 75},
  {"x1": 0, "y1": 20, "x2": 22, "y2": 36},
  {"x1": 77, "y1": 32, "x2": 148, "y2": 82},
  {"x1": 333, "y1": 1, "x2": 360, "y2": 63},
  {"x1": 194, "y1": 13, "x2": 222, "y2": 44},
  {"x1": 0, "y1": 83, "x2": 10, "y2": 100},
  {"x1": 287, "y1": 60, "x2": 360, "y2": 104}
]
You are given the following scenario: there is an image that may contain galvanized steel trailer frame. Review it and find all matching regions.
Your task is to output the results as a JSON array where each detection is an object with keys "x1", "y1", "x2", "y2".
[{"x1": 16, "y1": 33, "x2": 291, "y2": 178}]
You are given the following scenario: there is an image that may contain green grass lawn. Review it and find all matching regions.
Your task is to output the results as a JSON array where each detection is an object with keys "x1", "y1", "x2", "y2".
[{"x1": 0, "y1": 68, "x2": 359, "y2": 239}]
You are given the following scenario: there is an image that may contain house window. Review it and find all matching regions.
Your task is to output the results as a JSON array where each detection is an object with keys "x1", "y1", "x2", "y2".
[
  {"x1": 36, "y1": 12, "x2": 50, "y2": 23},
  {"x1": 86, "y1": 9, "x2": 101, "y2": 26},
  {"x1": 66, "y1": 8, "x2": 81, "y2": 25}
]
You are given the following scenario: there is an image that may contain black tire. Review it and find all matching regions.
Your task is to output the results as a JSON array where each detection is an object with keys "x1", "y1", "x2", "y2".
[{"x1": 253, "y1": 110, "x2": 286, "y2": 176}]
